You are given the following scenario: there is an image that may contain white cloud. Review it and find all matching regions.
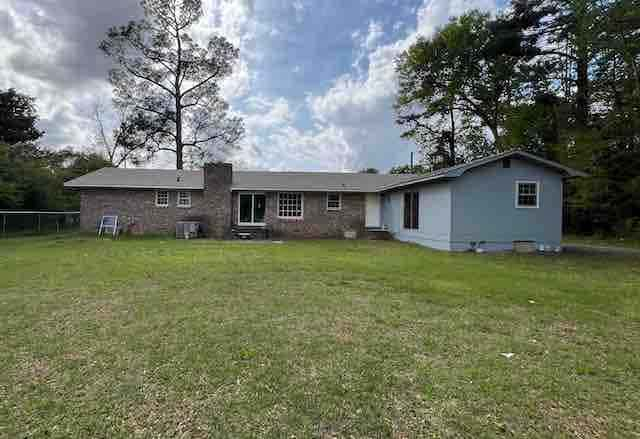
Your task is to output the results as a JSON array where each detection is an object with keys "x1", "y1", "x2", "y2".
[
  {"x1": 231, "y1": 124, "x2": 355, "y2": 172},
  {"x1": 305, "y1": 0, "x2": 499, "y2": 170},
  {"x1": 228, "y1": 95, "x2": 355, "y2": 171},
  {"x1": 243, "y1": 95, "x2": 293, "y2": 130},
  {"x1": 364, "y1": 20, "x2": 384, "y2": 50},
  {"x1": 194, "y1": 0, "x2": 259, "y2": 101}
]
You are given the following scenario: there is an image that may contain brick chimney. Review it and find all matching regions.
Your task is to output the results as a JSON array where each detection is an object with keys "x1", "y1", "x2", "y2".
[{"x1": 203, "y1": 162, "x2": 233, "y2": 238}]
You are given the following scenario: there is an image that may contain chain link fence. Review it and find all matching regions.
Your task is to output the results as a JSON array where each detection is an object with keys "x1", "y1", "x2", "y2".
[{"x1": 0, "y1": 211, "x2": 81, "y2": 237}]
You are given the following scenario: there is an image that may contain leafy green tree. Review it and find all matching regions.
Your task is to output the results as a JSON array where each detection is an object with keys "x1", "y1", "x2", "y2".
[
  {"x1": 395, "y1": 11, "x2": 524, "y2": 166},
  {"x1": 100, "y1": 0, "x2": 244, "y2": 169},
  {"x1": 389, "y1": 164, "x2": 430, "y2": 175},
  {"x1": 0, "y1": 143, "x2": 19, "y2": 207},
  {"x1": 0, "y1": 89, "x2": 44, "y2": 144},
  {"x1": 506, "y1": 0, "x2": 604, "y2": 130}
]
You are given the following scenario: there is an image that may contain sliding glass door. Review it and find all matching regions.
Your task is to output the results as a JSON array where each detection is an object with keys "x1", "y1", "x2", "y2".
[{"x1": 238, "y1": 193, "x2": 266, "y2": 225}]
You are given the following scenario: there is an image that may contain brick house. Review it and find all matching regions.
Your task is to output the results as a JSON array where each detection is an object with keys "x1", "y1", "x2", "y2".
[{"x1": 64, "y1": 151, "x2": 586, "y2": 251}]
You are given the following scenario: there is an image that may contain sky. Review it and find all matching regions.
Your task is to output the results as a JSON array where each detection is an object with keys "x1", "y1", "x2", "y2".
[{"x1": 0, "y1": 0, "x2": 502, "y2": 172}]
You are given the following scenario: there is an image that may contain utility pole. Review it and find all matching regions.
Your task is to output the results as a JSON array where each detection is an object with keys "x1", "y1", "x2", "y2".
[{"x1": 410, "y1": 151, "x2": 414, "y2": 173}]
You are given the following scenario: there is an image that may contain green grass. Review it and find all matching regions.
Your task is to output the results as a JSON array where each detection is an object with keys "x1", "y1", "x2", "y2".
[
  {"x1": 1, "y1": 236, "x2": 639, "y2": 438},
  {"x1": 563, "y1": 234, "x2": 640, "y2": 250}
]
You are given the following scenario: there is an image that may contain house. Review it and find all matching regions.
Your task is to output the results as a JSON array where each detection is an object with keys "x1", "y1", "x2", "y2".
[{"x1": 64, "y1": 150, "x2": 586, "y2": 251}]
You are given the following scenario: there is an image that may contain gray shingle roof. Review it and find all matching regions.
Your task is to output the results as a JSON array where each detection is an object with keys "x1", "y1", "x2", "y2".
[
  {"x1": 232, "y1": 171, "x2": 417, "y2": 192},
  {"x1": 64, "y1": 167, "x2": 418, "y2": 192},
  {"x1": 64, "y1": 151, "x2": 587, "y2": 193},
  {"x1": 379, "y1": 150, "x2": 588, "y2": 192},
  {"x1": 64, "y1": 168, "x2": 204, "y2": 190}
]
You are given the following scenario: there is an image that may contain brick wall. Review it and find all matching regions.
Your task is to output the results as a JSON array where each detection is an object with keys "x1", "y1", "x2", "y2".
[
  {"x1": 79, "y1": 163, "x2": 232, "y2": 237},
  {"x1": 79, "y1": 189, "x2": 208, "y2": 235},
  {"x1": 79, "y1": 164, "x2": 368, "y2": 239},
  {"x1": 232, "y1": 192, "x2": 366, "y2": 238}
]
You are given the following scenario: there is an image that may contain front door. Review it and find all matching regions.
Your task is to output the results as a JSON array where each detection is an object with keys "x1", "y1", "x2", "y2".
[
  {"x1": 239, "y1": 193, "x2": 266, "y2": 225},
  {"x1": 365, "y1": 193, "x2": 381, "y2": 228}
]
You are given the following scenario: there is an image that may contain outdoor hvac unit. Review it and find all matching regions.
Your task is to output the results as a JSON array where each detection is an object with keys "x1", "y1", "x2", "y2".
[
  {"x1": 513, "y1": 240, "x2": 537, "y2": 253},
  {"x1": 176, "y1": 221, "x2": 201, "y2": 239}
]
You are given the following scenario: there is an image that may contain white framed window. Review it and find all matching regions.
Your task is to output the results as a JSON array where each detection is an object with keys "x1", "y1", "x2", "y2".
[
  {"x1": 403, "y1": 192, "x2": 419, "y2": 229},
  {"x1": 278, "y1": 192, "x2": 303, "y2": 218},
  {"x1": 155, "y1": 190, "x2": 169, "y2": 207},
  {"x1": 327, "y1": 192, "x2": 342, "y2": 211},
  {"x1": 515, "y1": 181, "x2": 539, "y2": 208},
  {"x1": 177, "y1": 191, "x2": 192, "y2": 208}
]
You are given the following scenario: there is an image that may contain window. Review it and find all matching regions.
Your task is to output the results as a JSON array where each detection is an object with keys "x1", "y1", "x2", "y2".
[
  {"x1": 177, "y1": 191, "x2": 191, "y2": 208},
  {"x1": 516, "y1": 181, "x2": 539, "y2": 208},
  {"x1": 239, "y1": 193, "x2": 266, "y2": 224},
  {"x1": 278, "y1": 192, "x2": 303, "y2": 218},
  {"x1": 327, "y1": 192, "x2": 342, "y2": 211},
  {"x1": 403, "y1": 192, "x2": 419, "y2": 229},
  {"x1": 155, "y1": 190, "x2": 169, "y2": 207}
]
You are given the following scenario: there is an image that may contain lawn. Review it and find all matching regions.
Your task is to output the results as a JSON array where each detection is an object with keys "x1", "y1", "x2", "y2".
[
  {"x1": 563, "y1": 234, "x2": 640, "y2": 250},
  {"x1": 1, "y1": 236, "x2": 639, "y2": 438}
]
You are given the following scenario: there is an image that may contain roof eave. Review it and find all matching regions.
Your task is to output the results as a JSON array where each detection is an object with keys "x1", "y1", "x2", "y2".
[
  {"x1": 63, "y1": 183, "x2": 204, "y2": 190},
  {"x1": 231, "y1": 187, "x2": 376, "y2": 193},
  {"x1": 508, "y1": 151, "x2": 589, "y2": 178}
]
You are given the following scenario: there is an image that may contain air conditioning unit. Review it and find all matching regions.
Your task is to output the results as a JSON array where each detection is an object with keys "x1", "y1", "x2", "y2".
[{"x1": 176, "y1": 221, "x2": 201, "y2": 239}]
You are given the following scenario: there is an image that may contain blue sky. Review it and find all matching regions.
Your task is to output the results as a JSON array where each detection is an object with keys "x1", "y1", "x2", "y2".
[{"x1": 1, "y1": 0, "x2": 502, "y2": 172}]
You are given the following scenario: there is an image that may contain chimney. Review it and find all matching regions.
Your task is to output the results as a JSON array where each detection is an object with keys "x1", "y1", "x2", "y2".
[
  {"x1": 204, "y1": 162, "x2": 232, "y2": 189},
  {"x1": 202, "y1": 162, "x2": 233, "y2": 239}
]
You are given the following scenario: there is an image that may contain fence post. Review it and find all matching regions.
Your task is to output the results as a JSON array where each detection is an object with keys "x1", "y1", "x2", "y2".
[
  {"x1": 2, "y1": 214, "x2": 5, "y2": 237},
  {"x1": 37, "y1": 214, "x2": 41, "y2": 233}
]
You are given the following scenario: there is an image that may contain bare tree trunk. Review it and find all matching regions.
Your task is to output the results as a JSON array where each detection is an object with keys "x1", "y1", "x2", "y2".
[
  {"x1": 176, "y1": 98, "x2": 183, "y2": 169},
  {"x1": 489, "y1": 124, "x2": 501, "y2": 151},
  {"x1": 174, "y1": 9, "x2": 183, "y2": 170},
  {"x1": 575, "y1": 56, "x2": 590, "y2": 128},
  {"x1": 448, "y1": 105, "x2": 456, "y2": 166}
]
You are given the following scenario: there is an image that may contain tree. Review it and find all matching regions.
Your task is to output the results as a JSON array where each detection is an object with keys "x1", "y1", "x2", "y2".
[
  {"x1": 100, "y1": 0, "x2": 244, "y2": 170},
  {"x1": 395, "y1": 12, "x2": 524, "y2": 167},
  {"x1": 91, "y1": 102, "x2": 156, "y2": 167},
  {"x1": 359, "y1": 168, "x2": 379, "y2": 174},
  {"x1": 506, "y1": 0, "x2": 604, "y2": 130},
  {"x1": 0, "y1": 89, "x2": 44, "y2": 144},
  {"x1": 389, "y1": 164, "x2": 430, "y2": 174}
]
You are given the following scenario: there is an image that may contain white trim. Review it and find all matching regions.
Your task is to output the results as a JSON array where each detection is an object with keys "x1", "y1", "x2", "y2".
[
  {"x1": 277, "y1": 192, "x2": 304, "y2": 219},
  {"x1": 176, "y1": 191, "x2": 192, "y2": 208},
  {"x1": 155, "y1": 190, "x2": 169, "y2": 207},
  {"x1": 326, "y1": 192, "x2": 342, "y2": 211},
  {"x1": 238, "y1": 192, "x2": 267, "y2": 226},
  {"x1": 515, "y1": 180, "x2": 540, "y2": 209}
]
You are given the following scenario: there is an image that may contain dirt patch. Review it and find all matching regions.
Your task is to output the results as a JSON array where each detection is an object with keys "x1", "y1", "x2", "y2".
[
  {"x1": 540, "y1": 401, "x2": 608, "y2": 438},
  {"x1": 333, "y1": 319, "x2": 354, "y2": 344},
  {"x1": 126, "y1": 394, "x2": 209, "y2": 438},
  {"x1": 551, "y1": 321, "x2": 578, "y2": 342},
  {"x1": 12, "y1": 355, "x2": 54, "y2": 388}
]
